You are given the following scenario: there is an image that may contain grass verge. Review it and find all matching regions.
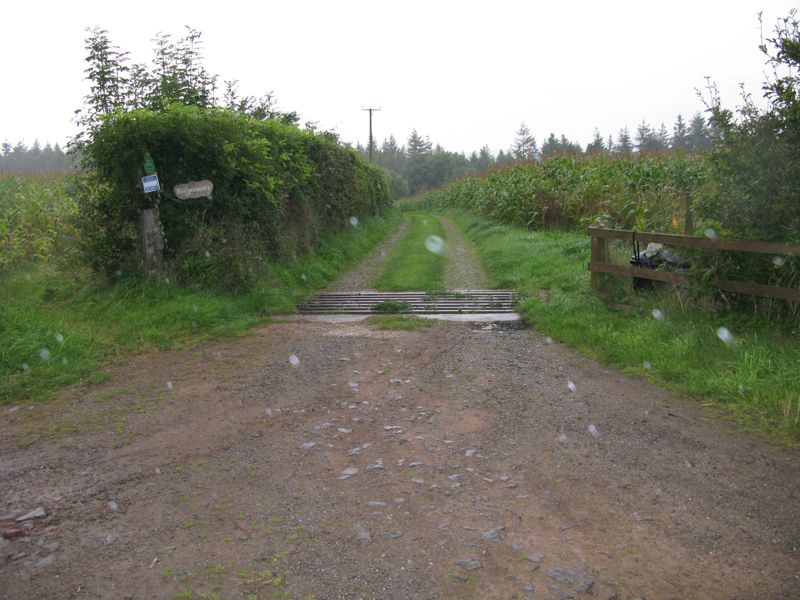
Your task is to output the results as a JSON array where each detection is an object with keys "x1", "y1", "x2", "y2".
[
  {"x1": 447, "y1": 210, "x2": 800, "y2": 442},
  {"x1": 367, "y1": 315, "x2": 437, "y2": 330},
  {"x1": 1, "y1": 211, "x2": 401, "y2": 404},
  {"x1": 375, "y1": 213, "x2": 446, "y2": 291}
]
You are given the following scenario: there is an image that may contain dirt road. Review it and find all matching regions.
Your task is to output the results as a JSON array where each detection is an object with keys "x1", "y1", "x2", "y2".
[{"x1": 2, "y1": 218, "x2": 800, "y2": 599}]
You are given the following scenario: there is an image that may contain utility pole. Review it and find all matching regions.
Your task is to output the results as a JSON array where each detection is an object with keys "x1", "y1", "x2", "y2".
[{"x1": 361, "y1": 107, "x2": 381, "y2": 163}]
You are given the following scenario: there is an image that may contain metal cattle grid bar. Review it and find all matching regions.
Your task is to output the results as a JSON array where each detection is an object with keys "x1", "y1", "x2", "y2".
[{"x1": 298, "y1": 290, "x2": 517, "y2": 315}]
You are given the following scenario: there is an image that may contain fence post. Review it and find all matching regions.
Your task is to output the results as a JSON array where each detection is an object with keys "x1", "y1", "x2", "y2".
[{"x1": 590, "y1": 233, "x2": 608, "y2": 292}]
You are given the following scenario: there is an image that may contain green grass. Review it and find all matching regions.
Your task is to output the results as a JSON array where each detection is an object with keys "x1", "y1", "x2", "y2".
[
  {"x1": 370, "y1": 300, "x2": 412, "y2": 313},
  {"x1": 375, "y1": 213, "x2": 446, "y2": 291},
  {"x1": 0, "y1": 211, "x2": 401, "y2": 405},
  {"x1": 447, "y1": 210, "x2": 800, "y2": 442},
  {"x1": 367, "y1": 315, "x2": 437, "y2": 330}
]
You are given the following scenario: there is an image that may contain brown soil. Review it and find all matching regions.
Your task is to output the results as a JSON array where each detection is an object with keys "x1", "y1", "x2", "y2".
[{"x1": 2, "y1": 318, "x2": 799, "y2": 600}]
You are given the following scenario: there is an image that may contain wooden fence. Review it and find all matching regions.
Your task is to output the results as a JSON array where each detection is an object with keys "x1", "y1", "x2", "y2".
[{"x1": 588, "y1": 227, "x2": 800, "y2": 302}]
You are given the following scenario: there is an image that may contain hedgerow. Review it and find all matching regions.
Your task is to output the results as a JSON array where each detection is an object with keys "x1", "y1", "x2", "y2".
[{"x1": 76, "y1": 104, "x2": 390, "y2": 289}]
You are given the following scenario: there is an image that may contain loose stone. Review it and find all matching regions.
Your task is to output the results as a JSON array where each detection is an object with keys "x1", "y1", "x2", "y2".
[{"x1": 456, "y1": 558, "x2": 483, "y2": 571}]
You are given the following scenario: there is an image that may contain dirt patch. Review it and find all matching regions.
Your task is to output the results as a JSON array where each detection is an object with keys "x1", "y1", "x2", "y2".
[{"x1": 2, "y1": 319, "x2": 799, "y2": 599}]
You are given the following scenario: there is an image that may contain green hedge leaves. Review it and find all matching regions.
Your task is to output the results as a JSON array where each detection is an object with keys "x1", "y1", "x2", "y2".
[{"x1": 77, "y1": 104, "x2": 390, "y2": 289}]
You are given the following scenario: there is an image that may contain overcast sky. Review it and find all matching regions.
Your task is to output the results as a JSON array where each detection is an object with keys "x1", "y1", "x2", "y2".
[{"x1": 2, "y1": 0, "x2": 795, "y2": 155}]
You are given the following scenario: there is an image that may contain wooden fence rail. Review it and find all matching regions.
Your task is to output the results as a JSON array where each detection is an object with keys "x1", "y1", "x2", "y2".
[{"x1": 587, "y1": 227, "x2": 800, "y2": 302}]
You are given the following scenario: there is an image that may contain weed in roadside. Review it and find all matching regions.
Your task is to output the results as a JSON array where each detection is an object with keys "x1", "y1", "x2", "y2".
[{"x1": 368, "y1": 315, "x2": 437, "y2": 330}]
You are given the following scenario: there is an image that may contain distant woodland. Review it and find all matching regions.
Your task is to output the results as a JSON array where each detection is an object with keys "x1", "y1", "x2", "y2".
[
  {"x1": 0, "y1": 141, "x2": 77, "y2": 172},
  {"x1": 354, "y1": 113, "x2": 715, "y2": 197}
]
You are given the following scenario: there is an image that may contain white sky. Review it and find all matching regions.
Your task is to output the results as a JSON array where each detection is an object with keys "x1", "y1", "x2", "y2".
[{"x1": 2, "y1": 0, "x2": 795, "y2": 155}]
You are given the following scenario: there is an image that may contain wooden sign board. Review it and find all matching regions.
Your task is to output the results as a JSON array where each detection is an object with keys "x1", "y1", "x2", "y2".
[{"x1": 174, "y1": 180, "x2": 214, "y2": 199}]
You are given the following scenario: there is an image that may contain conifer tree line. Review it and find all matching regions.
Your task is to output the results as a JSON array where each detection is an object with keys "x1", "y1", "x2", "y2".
[
  {"x1": 0, "y1": 140, "x2": 76, "y2": 172},
  {"x1": 357, "y1": 113, "x2": 715, "y2": 198}
]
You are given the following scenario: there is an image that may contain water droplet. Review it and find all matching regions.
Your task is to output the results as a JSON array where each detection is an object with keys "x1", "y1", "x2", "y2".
[
  {"x1": 300, "y1": 274, "x2": 307, "y2": 281},
  {"x1": 424, "y1": 235, "x2": 445, "y2": 254},
  {"x1": 567, "y1": 380, "x2": 576, "y2": 392},
  {"x1": 587, "y1": 424, "x2": 599, "y2": 437},
  {"x1": 558, "y1": 433, "x2": 567, "y2": 443},
  {"x1": 39, "y1": 348, "x2": 50, "y2": 361},
  {"x1": 164, "y1": 277, "x2": 171, "y2": 285},
  {"x1": 289, "y1": 354, "x2": 300, "y2": 367},
  {"x1": 204, "y1": 250, "x2": 211, "y2": 259},
  {"x1": 705, "y1": 228, "x2": 717, "y2": 239},
  {"x1": 21, "y1": 363, "x2": 29, "y2": 372},
  {"x1": 545, "y1": 337, "x2": 552, "y2": 344},
  {"x1": 716, "y1": 326, "x2": 734, "y2": 346},
  {"x1": 54, "y1": 333, "x2": 64, "y2": 344},
  {"x1": 643, "y1": 361, "x2": 653, "y2": 370},
  {"x1": 166, "y1": 381, "x2": 173, "y2": 390},
  {"x1": 61, "y1": 358, "x2": 68, "y2": 366},
  {"x1": 349, "y1": 216, "x2": 359, "y2": 227},
  {"x1": 114, "y1": 270, "x2": 122, "y2": 278},
  {"x1": 772, "y1": 256, "x2": 785, "y2": 268},
  {"x1": 651, "y1": 308, "x2": 664, "y2": 321}
]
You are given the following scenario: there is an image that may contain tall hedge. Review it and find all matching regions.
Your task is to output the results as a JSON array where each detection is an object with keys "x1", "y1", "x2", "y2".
[{"x1": 77, "y1": 104, "x2": 390, "y2": 288}]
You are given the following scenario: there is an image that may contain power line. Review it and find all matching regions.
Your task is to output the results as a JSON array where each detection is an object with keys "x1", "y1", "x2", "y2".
[{"x1": 361, "y1": 107, "x2": 381, "y2": 163}]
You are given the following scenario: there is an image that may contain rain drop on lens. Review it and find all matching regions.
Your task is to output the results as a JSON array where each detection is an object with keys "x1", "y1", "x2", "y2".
[
  {"x1": 39, "y1": 348, "x2": 50, "y2": 361},
  {"x1": 643, "y1": 361, "x2": 653, "y2": 370},
  {"x1": 567, "y1": 380, "x2": 576, "y2": 392},
  {"x1": 166, "y1": 381, "x2": 173, "y2": 390},
  {"x1": 21, "y1": 363, "x2": 29, "y2": 372},
  {"x1": 424, "y1": 235, "x2": 444, "y2": 254},
  {"x1": 716, "y1": 327, "x2": 734, "y2": 345},
  {"x1": 705, "y1": 228, "x2": 717, "y2": 239},
  {"x1": 772, "y1": 256, "x2": 785, "y2": 268},
  {"x1": 204, "y1": 250, "x2": 211, "y2": 259},
  {"x1": 54, "y1": 333, "x2": 64, "y2": 344},
  {"x1": 651, "y1": 308, "x2": 664, "y2": 321},
  {"x1": 289, "y1": 354, "x2": 300, "y2": 367},
  {"x1": 349, "y1": 216, "x2": 359, "y2": 227}
]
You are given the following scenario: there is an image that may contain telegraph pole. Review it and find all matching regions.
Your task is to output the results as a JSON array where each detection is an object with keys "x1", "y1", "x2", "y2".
[{"x1": 361, "y1": 107, "x2": 381, "y2": 163}]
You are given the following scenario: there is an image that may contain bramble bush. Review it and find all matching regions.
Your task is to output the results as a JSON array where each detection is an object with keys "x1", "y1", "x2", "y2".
[{"x1": 76, "y1": 104, "x2": 390, "y2": 289}]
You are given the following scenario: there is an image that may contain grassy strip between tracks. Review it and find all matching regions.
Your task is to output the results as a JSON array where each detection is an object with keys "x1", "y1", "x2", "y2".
[{"x1": 375, "y1": 213, "x2": 447, "y2": 292}]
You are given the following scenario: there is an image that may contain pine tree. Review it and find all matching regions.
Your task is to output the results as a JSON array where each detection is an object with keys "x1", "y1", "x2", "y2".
[
  {"x1": 688, "y1": 112, "x2": 710, "y2": 151},
  {"x1": 512, "y1": 122, "x2": 538, "y2": 161},
  {"x1": 672, "y1": 113, "x2": 690, "y2": 150},
  {"x1": 585, "y1": 128, "x2": 606, "y2": 155},
  {"x1": 615, "y1": 127, "x2": 633, "y2": 156},
  {"x1": 541, "y1": 133, "x2": 559, "y2": 158}
]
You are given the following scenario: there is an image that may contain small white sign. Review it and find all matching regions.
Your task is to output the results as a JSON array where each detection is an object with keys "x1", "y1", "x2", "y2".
[
  {"x1": 174, "y1": 180, "x2": 214, "y2": 199},
  {"x1": 142, "y1": 174, "x2": 160, "y2": 194}
]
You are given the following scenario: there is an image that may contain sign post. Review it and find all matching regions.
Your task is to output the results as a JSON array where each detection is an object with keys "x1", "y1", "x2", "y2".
[{"x1": 138, "y1": 153, "x2": 164, "y2": 279}]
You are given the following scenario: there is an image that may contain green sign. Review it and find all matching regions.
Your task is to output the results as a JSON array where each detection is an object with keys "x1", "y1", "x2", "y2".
[{"x1": 143, "y1": 152, "x2": 156, "y2": 174}]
